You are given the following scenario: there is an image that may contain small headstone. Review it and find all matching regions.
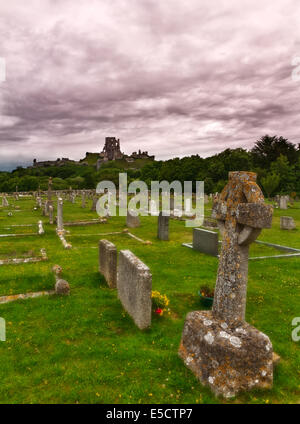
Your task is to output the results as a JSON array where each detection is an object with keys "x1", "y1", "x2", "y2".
[
  {"x1": 53, "y1": 265, "x2": 70, "y2": 295},
  {"x1": 279, "y1": 195, "x2": 288, "y2": 210},
  {"x1": 126, "y1": 209, "x2": 140, "y2": 228},
  {"x1": 99, "y1": 240, "x2": 117, "y2": 288},
  {"x1": 117, "y1": 250, "x2": 152, "y2": 330},
  {"x1": 157, "y1": 212, "x2": 169, "y2": 241},
  {"x1": 193, "y1": 228, "x2": 218, "y2": 256},
  {"x1": 280, "y1": 216, "x2": 296, "y2": 230}
]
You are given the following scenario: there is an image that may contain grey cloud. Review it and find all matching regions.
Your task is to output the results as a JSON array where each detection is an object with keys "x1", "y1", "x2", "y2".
[{"x1": 0, "y1": 0, "x2": 299, "y2": 168}]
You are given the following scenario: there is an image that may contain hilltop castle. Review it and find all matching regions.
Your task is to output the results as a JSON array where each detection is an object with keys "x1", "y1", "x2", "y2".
[
  {"x1": 31, "y1": 137, "x2": 155, "y2": 169},
  {"x1": 97, "y1": 137, "x2": 155, "y2": 169}
]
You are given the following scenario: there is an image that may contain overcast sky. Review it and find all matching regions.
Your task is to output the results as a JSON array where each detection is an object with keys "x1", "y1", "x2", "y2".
[{"x1": 0, "y1": 0, "x2": 299, "y2": 170}]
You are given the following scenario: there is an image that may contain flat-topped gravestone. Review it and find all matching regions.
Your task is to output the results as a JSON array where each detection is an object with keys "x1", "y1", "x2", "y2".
[
  {"x1": 126, "y1": 209, "x2": 141, "y2": 228},
  {"x1": 157, "y1": 212, "x2": 169, "y2": 241},
  {"x1": 99, "y1": 239, "x2": 117, "y2": 288},
  {"x1": 280, "y1": 216, "x2": 296, "y2": 230},
  {"x1": 279, "y1": 195, "x2": 288, "y2": 210},
  {"x1": 179, "y1": 171, "x2": 274, "y2": 398},
  {"x1": 193, "y1": 228, "x2": 218, "y2": 257},
  {"x1": 57, "y1": 198, "x2": 64, "y2": 232},
  {"x1": 117, "y1": 250, "x2": 152, "y2": 329}
]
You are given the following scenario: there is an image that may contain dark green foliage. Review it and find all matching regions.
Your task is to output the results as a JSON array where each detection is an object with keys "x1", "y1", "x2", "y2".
[{"x1": 1, "y1": 136, "x2": 299, "y2": 195}]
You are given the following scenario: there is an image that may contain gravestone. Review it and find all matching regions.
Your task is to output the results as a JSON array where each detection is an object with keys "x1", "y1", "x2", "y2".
[
  {"x1": 99, "y1": 239, "x2": 117, "y2": 288},
  {"x1": 280, "y1": 216, "x2": 296, "y2": 230},
  {"x1": 49, "y1": 205, "x2": 54, "y2": 225},
  {"x1": 279, "y1": 195, "x2": 288, "y2": 210},
  {"x1": 38, "y1": 220, "x2": 45, "y2": 235},
  {"x1": 81, "y1": 191, "x2": 86, "y2": 208},
  {"x1": 193, "y1": 228, "x2": 218, "y2": 257},
  {"x1": 157, "y1": 212, "x2": 169, "y2": 241},
  {"x1": 53, "y1": 265, "x2": 70, "y2": 295},
  {"x1": 47, "y1": 177, "x2": 53, "y2": 201},
  {"x1": 117, "y1": 250, "x2": 152, "y2": 329},
  {"x1": 2, "y1": 195, "x2": 9, "y2": 207},
  {"x1": 126, "y1": 209, "x2": 140, "y2": 228},
  {"x1": 179, "y1": 171, "x2": 274, "y2": 398},
  {"x1": 36, "y1": 197, "x2": 42, "y2": 208},
  {"x1": 91, "y1": 195, "x2": 98, "y2": 212},
  {"x1": 57, "y1": 198, "x2": 64, "y2": 232}
]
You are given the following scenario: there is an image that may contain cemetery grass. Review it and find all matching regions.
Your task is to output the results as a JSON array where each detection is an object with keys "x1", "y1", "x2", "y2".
[{"x1": 0, "y1": 197, "x2": 299, "y2": 404}]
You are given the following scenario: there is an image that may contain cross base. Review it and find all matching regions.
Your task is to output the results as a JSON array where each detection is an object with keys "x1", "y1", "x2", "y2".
[{"x1": 179, "y1": 311, "x2": 273, "y2": 398}]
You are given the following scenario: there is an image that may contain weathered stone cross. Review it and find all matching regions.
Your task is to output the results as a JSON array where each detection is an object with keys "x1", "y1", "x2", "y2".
[
  {"x1": 212, "y1": 171, "x2": 273, "y2": 324},
  {"x1": 179, "y1": 171, "x2": 275, "y2": 398},
  {"x1": 48, "y1": 177, "x2": 53, "y2": 201}
]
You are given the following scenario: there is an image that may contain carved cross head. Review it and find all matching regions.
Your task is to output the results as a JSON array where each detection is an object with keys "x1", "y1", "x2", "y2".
[{"x1": 212, "y1": 171, "x2": 273, "y2": 246}]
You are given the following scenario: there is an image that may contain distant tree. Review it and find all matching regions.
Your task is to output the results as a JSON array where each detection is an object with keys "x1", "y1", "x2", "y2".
[
  {"x1": 214, "y1": 179, "x2": 227, "y2": 194},
  {"x1": 203, "y1": 177, "x2": 214, "y2": 194},
  {"x1": 52, "y1": 177, "x2": 68, "y2": 190},
  {"x1": 270, "y1": 154, "x2": 296, "y2": 193},
  {"x1": 261, "y1": 173, "x2": 280, "y2": 198},
  {"x1": 18, "y1": 176, "x2": 39, "y2": 191},
  {"x1": 251, "y1": 135, "x2": 298, "y2": 168}
]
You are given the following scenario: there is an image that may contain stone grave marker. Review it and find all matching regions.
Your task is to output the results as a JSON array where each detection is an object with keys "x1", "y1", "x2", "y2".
[
  {"x1": 179, "y1": 171, "x2": 274, "y2": 398},
  {"x1": 117, "y1": 250, "x2": 152, "y2": 329},
  {"x1": 57, "y1": 198, "x2": 64, "y2": 232},
  {"x1": 279, "y1": 195, "x2": 288, "y2": 210},
  {"x1": 193, "y1": 228, "x2": 219, "y2": 257},
  {"x1": 280, "y1": 216, "x2": 296, "y2": 230},
  {"x1": 157, "y1": 212, "x2": 169, "y2": 241},
  {"x1": 126, "y1": 209, "x2": 141, "y2": 228},
  {"x1": 99, "y1": 239, "x2": 117, "y2": 288}
]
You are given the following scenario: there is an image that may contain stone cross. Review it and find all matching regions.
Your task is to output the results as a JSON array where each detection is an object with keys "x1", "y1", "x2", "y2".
[
  {"x1": 212, "y1": 171, "x2": 273, "y2": 324},
  {"x1": 47, "y1": 177, "x2": 53, "y2": 201}
]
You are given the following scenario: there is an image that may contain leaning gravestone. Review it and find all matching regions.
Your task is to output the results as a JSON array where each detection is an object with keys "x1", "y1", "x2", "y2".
[
  {"x1": 99, "y1": 240, "x2": 117, "y2": 288},
  {"x1": 117, "y1": 250, "x2": 152, "y2": 329},
  {"x1": 179, "y1": 171, "x2": 274, "y2": 398},
  {"x1": 157, "y1": 212, "x2": 169, "y2": 241},
  {"x1": 193, "y1": 228, "x2": 218, "y2": 257},
  {"x1": 280, "y1": 216, "x2": 296, "y2": 230},
  {"x1": 126, "y1": 209, "x2": 141, "y2": 228}
]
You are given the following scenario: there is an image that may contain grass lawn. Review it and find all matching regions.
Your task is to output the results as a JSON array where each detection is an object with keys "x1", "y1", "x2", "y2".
[{"x1": 0, "y1": 195, "x2": 299, "y2": 404}]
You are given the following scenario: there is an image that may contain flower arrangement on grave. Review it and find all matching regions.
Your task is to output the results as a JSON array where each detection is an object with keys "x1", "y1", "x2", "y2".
[
  {"x1": 198, "y1": 285, "x2": 214, "y2": 307},
  {"x1": 152, "y1": 291, "x2": 170, "y2": 316}
]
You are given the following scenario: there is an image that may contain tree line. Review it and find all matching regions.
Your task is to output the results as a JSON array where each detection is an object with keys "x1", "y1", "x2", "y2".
[{"x1": 1, "y1": 135, "x2": 299, "y2": 198}]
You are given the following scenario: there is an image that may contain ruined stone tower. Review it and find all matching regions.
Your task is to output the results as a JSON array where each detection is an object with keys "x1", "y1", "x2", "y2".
[{"x1": 100, "y1": 137, "x2": 124, "y2": 161}]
